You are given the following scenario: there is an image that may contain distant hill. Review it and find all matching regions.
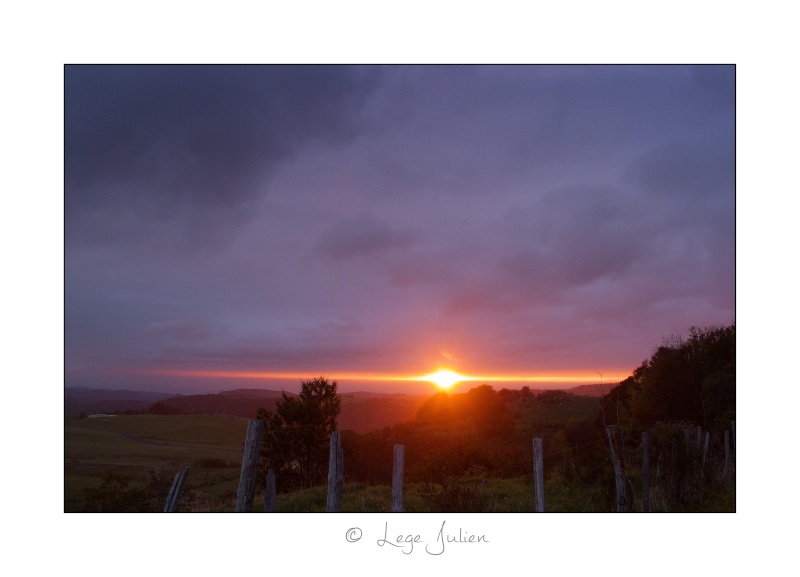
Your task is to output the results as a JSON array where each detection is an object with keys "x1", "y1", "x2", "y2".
[
  {"x1": 218, "y1": 388, "x2": 295, "y2": 398},
  {"x1": 560, "y1": 383, "x2": 611, "y2": 397},
  {"x1": 145, "y1": 393, "x2": 282, "y2": 418},
  {"x1": 71, "y1": 388, "x2": 426, "y2": 432},
  {"x1": 65, "y1": 387, "x2": 177, "y2": 416}
]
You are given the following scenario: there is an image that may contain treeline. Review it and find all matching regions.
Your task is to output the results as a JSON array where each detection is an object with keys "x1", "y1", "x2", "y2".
[{"x1": 600, "y1": 324, "x2": 735, "y2": 434}]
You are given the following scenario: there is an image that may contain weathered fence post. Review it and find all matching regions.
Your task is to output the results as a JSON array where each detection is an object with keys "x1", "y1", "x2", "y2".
[
  {"x1": 164, "y1": 466, "x2": 189, "y2": 512},
  {"x1": 606, "y1": 426, "x2": 628, "y2": 512},
  {"x1": 264, "y1": 469, "x2": 276, "y2": 513},
  {"x1": 235, "y1": 419, "x2": 264, "y2": 512},
  {"x1": 642, "y1": 432, "x2": 650, "y2": 513},
  {"x1": 391, "y1": 444, "x2": 405, "y2": 513},
  {"x1": 724, "y1": 430, "x2": 731, "y2": 480},
  {"x1": 702, "y1": 431, "x2": 710, "y2": 467},
  {"x1": 533, "y1": 437, "x2": 544, "y2": 512},
  {"x1": 326, "y1": 431, "x2": 344, "y2": 512},
  {"x1": 731, "y1": 420, "x2": 736, "y2": 452},
  {"x1": 336, "y1": 433, "x2": 344, "y2": 505}
]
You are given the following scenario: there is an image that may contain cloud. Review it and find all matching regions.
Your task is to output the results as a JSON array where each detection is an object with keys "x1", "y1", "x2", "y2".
[
  {"x1": 625, "y1": 141, "x2": 735, "y2": 201},
  {"x1": 314, "y1": 215, "x2": 414, "y2": 260},
  {"x1": 144, "y1": 318, "x2": 215, "y2": 341},
  {"x1": 65, "y1": 65, "x2": 383, "y2": 248},
  {"x1": 500, "y1": 186, "x2": 650, "y2": 292}
]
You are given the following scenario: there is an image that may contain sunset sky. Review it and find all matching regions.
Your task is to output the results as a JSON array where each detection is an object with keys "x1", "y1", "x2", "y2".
[{"x1": 64, "y1": 65, "x2": 735, "y2": 394}]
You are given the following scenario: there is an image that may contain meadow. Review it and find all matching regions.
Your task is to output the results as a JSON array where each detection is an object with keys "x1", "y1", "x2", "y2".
[{"x1": 65, "y1": 414, "x2": 249, "y2": 511}]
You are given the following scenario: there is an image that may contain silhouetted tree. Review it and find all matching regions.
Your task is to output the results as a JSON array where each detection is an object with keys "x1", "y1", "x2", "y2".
[
  {"x1": 257, "y1": 377, "x2": 341, "y2": 489},
  {"x1": 620, "y1": 324, "x2": 735, "y2": 431}
]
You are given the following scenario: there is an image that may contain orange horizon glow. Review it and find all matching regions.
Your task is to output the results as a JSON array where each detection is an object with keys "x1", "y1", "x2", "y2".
[{"x1": 141, "y1": 368, "x2": 626, "y2": 387}]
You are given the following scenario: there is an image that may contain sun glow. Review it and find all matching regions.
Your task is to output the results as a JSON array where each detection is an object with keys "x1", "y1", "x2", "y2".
[{"x1": 415, "y1": 369, "x2": 474, "y2": 390}]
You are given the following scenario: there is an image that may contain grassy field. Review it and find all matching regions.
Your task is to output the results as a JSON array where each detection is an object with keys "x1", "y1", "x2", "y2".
[
  {"x1": 65, "y1": 413, "x2": 607, "y2": 513},
  {"x1": 65, "y1": 414, "x2": 249, "y2": 511},
  {"x1": 207, "y1": 477, "x2": 546, "y2": 513},
  {"x1": 65, "y1": 413, "x2": 735, "y2": 513},
  {"x1": 208, "y1": 475, "x2": 734, "y2": 513}
]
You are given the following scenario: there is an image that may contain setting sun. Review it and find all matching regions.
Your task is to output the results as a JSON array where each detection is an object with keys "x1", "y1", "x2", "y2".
[{"x1": 417, "y1": 369, "x2": 471, "y2": 390}]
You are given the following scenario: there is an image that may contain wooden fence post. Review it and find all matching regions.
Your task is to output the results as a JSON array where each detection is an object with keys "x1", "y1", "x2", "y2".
[
  {"x1": 336, "y1": 433, "x2": 344, "y2": 505},
  {"x1": 533, "y1": 437, "x2": 544, "y2": 512},
  {"x1": 164, "y1": 466, "x2": 189, "y2": 512},
  {"x1": 702, "y1": 431, "x2": 710, "y2": 467},
  {"x1": 326, "y1": 431, "x2": 344, "y2": 512},
  {"x1": 731, "y1": 420, "x2": 736, "y2": 452},
  {"x1": 642, "y1": 432, "x2": 650, "y2": 513},
  {"x1": 391, "y1": 444, "x2": 405, "y2": 512},
  {"x1": 724, "y1": 430, "x2": 731, "y2": 480},
  {"x1": 606, "y1": 426, "x2": 628, "y2": 512},
  {"x1": 235, "y1": 419, "x2": 264, "y2": 512},
  {"x1": 264, "y1": 469, "x2": 276, "y2": 512}
]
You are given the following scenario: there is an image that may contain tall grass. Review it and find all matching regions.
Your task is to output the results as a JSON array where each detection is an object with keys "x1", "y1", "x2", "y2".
[{"x1": 198, "y1": 476, "x2": 631, "y2": 513}]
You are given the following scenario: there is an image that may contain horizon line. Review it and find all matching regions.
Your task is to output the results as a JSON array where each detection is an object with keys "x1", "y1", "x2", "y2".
[{"x1": 139, "y1": 368, "x2": 630, "y2": 385}]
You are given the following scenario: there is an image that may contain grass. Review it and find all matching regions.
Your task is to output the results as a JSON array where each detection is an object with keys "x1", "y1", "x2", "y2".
[
  {"x1": 203, "y1": 476, "x2": 614, "y2": 513},
  {"x1": 203, "y1": 472, "x2": 734, "y2": 513},
  {"x1": 65, "y1": 414, "x2": 249, "y2": 511}
]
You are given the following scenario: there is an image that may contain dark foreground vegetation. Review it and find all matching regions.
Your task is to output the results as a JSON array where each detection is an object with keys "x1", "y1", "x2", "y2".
[{"x1": 66, "y1": 324, "x2": 734, "y2": 512}]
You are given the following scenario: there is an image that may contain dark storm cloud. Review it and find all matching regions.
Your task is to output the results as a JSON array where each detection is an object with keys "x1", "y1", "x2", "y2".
[{"x1": 65, "y1": 65, "x2": 382, "y2": 246}]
